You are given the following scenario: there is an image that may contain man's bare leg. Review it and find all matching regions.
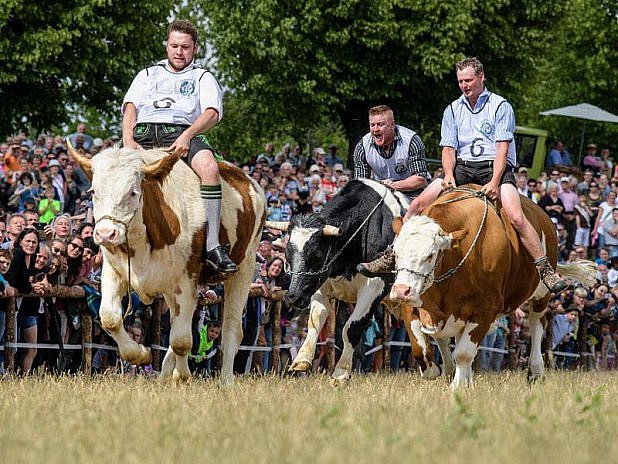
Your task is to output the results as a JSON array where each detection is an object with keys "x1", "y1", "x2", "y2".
[{"x1": 500, "y1": 184, "x2": 566, "y2": 293}]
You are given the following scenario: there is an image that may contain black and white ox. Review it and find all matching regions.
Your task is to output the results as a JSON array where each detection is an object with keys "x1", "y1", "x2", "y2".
[
  {"x1": 267, "y1": 179, "x2": 451, "y2": 382},
  {"x1": 69, "y1": 142, "x2": 266, "y2": 386}
]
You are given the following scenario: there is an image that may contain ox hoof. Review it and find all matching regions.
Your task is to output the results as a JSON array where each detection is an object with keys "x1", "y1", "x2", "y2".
[
  {"x1": 289, "y1": 360, "x2": 312, "y2": 374},
  {"x1": 172, "y1": 369, "x2": 191, "y2": 383},
  {"x1": 527, "y1": 370, "x2": 543, "y2": 384},
  {"x1": 329, "y1": 373, "x2": 351, "y2": 387}
]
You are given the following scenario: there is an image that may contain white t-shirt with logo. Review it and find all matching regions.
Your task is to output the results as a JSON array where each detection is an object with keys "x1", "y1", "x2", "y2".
[{"x1": 122, "y1": 60, "x2": 222, "y2": 125}]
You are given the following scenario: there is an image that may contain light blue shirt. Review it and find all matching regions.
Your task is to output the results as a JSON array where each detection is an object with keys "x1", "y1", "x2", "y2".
[{"x1": 440, "y1": 88, "x2": 516, "y2": 166}]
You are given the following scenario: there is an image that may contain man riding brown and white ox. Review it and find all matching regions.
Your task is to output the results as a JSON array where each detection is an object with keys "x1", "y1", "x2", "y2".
[
  {"x1": 390, "y1": 185, "x2": 595, "y2": 388},
  {"x1": 69, "y1": 142, "x2": 265, "y2": 385}
]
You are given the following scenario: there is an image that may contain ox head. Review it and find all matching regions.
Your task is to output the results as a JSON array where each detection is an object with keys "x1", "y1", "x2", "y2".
[
  {"x1": 68, "y1": 140, "x2": 181, "y2": 247},
  {"x1": 266, "y1": 217, "x2": 341, "y2": 310},
  {"x1": 390, "y1": 216, "x2": 455, "y2": 306}
]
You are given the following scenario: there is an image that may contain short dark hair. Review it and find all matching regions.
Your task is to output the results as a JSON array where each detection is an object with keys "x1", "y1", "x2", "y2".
[
  {"x1": 167, "y1": 19, "x2": 198, "y2": 44},
  {"x1": 456, "y1": 57, "x2": 484, "y2": 76}
]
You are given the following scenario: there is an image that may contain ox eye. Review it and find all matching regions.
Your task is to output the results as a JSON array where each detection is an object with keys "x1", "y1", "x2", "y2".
[{"x1": 131, "y1": 189, "x2": 140, "y2": 197}]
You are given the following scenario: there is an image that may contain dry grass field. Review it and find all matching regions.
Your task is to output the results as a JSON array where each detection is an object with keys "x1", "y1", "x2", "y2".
[{"x1": 0, "y1": 370, "x2": 616, "y2": 464}]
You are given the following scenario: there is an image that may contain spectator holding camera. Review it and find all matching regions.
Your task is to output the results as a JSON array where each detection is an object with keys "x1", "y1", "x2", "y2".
[{"x1": 5, "y1": 227, "x2": 52, "y2": 373}]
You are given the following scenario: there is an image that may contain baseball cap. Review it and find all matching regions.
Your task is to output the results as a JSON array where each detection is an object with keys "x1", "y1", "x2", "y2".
[
  {"x1": 587, "y1": 143, "x2": 597, "y2": 149},
  {"x1": 560, "y1": 176, "x2": 570, "y2": 183},
  {"x1": 93, "y1": 138, "x2": 103, "y2": 148},
  {"x1": 333, "y1": 163, "x2": 344, "y2": 172},
  {"x1": 48, "y1": 159, "x2": 61, "y2": 168},
  {"x1": 309, "y1": 164, "x2": 321, "y2": 173},
  {"x1": 314, "y1": 147, "x2": 326, "y2": 156}
]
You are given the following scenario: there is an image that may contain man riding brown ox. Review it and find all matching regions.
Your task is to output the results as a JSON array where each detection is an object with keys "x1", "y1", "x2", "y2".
[
  {"x1": 68, "y1": 142, "x2": 265, "y2": 385},
  {"x1": 389, "y1": 185, "x2": 595, "y2": 388}
]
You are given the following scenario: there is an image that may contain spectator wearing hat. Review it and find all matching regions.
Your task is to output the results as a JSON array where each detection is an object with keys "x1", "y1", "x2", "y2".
[
  {"x1": 546, "y1": 140, "x2": 572, "y2": 168},
  {"x1": 324, "y1": 143, "x2": 344, "y2": 168},
  {"x1": 90, "y1": 138, "x2": 104, "y2": 155},
  {"x1": 582, "y1": 143, "x2": 605, "y2": 173}
]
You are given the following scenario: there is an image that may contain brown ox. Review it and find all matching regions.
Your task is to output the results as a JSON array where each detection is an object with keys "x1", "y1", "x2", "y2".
[
  {"x1": 69, "y1": 143, "x2": 265, "y2": 385},
  {"x1": 390, "y1": 185, "x2": 594, "y2": 388}
]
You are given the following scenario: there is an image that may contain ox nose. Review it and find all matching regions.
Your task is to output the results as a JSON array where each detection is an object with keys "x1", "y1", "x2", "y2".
[
  {"x1": 95, "y1": 226, "x2": 118, "y2": 244},
  {"x1": 391, "y1": 283, "x2": 413, "y2": 302}
]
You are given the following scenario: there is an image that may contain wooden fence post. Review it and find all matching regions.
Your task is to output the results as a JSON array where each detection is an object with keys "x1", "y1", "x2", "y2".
[
  {"x1": 508, "y1": 314, "x2": 517, "y2": 370},
  {"x1": 271, "y1": 300, "x2": 281, "y2": 374},
  {"x1": 5, "y1": 297, "x2": 15, "y2": 372},
  {"x1": 382, "y1": 308, "x2": 390, "y2": 372},
  {"x1": 82, "y1": 311, "x2": 92, "y2": 374}
]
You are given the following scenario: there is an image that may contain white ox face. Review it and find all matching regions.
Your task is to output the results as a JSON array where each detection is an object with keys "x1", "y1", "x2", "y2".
[
  {"x1": 89, "y1": 151, "x2": 145, "y2": 246},
  {"x1": 390, "y1": 216, "x2": 453, "y2": 306}
]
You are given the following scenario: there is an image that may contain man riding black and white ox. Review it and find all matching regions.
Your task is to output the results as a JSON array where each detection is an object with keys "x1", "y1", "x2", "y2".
[
  {"x1": 267, "y1": 179, "x2": 451, "y2": 382},
  {"x1": 68, "y1": 142, "x2": 265, "y2": 386}
]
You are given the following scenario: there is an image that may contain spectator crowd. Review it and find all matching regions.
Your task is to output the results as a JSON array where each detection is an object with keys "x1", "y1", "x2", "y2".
[{"x1": 0, "y1": 130, "x2": 616, "y2": 376}]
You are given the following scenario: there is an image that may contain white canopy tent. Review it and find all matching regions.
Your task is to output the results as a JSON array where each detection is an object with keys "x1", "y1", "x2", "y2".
[{"x1": 540, "y1": 103, "x2": 618, "y2": 158}]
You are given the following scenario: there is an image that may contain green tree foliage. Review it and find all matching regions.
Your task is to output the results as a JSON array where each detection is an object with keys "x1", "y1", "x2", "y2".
[
  {"x1": 0, "y1": 0, "x2": 174, "y2": 136},
  {"x1": 518, "y1": 0, "x2": 618, "y2": 158},
  {"x1": 204, "y1": 0, "x2": 560, "y2": 157}
]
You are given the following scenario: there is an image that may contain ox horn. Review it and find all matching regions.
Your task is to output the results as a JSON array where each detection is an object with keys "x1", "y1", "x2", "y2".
[
  {"x1": 322, "y1": 225, "x2": 341, "y2": 236},
  {"x1": 265, "y1": 221, "x2": 290, "y2": 231},
  {"x1": 142, "y1": 150, "x2": 181, "y2": 182},
  {"x1": 67, "y1": 139, "x2": 93, "y2": 180}
]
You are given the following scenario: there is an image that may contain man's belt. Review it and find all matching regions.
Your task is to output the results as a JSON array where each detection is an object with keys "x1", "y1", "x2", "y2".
[{"x1": 456, "y1": 159, "x2": 514, "y2": 171}]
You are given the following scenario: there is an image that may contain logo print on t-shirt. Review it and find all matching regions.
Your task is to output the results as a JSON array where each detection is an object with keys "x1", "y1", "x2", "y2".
[
  {"x1": 179, "y1": 80, "x2": 196, "y2": 97},
  {"x1": 395, "y1": 163, "x2": 407, "y2": 175},
  {"x1": 479, "y1": 119, "x2": 494, "y2": 136}
]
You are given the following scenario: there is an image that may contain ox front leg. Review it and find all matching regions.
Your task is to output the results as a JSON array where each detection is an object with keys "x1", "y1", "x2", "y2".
[
  {"x1": 164, "y1": 284, "x2": 197, "y2": 382},
  {"x1": 99, "y1": 262, "x2": 151, "y2": 366},
  {"x1": 290, "y1": 290, "x2": 331, "y2": 374},
  {"x1": 436, "y1": 337, "x2": 455, "y2": 379},
  {"x1": 450, "y1": 322, "x2": 480, "y2": 389},
  {"x1": 406, "y1": 312, "x2": 441, "y2": 380},
  {"x1": 331, "y1": 284, "x2": 380, "y2": 383},
  {"x1": 220, "y1": 261, "x2": 255, "y2": 388},
  {"x1": 527, "y1": 308, "x2": 546, "y2": 382}
]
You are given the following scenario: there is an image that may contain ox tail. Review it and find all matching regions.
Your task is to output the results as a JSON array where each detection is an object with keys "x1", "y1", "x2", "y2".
[{"x1": 557, "y1": 260, "x2": 597, "y2": 288}]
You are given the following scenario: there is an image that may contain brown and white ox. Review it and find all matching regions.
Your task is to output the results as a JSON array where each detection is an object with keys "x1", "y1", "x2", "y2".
[
  {"x1": 390, "y1": 185, "x2": 595, "y2": 388},
  {"x1": 69, "y1": 144, "x2": 265, "y2": 385}
]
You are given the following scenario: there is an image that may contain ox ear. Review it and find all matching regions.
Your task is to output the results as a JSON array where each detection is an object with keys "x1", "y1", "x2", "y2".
[
  {"x1": 67, "y1": 139, "x2": 92, "y2": 180},
  {"x1": 142, "y1": 151, "x2": 181, "y2": 182},
  {"x1": 443, "y1": 229, "x2": 467, "y2": 249},
  {"x1": 392, "y1": 217, "x2": 403, "y2": 235}
]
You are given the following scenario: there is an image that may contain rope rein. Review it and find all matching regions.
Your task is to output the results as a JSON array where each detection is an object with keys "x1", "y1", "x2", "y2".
[
  {"x1": 395, "y1": 186, "x2": 490, "y2": 284},
  {"x1": 98, "y1": 210, "x2": 138, "y2": 322},
  {"x1": 289, "y1": 187, "x2": 389, "y2": 277}
]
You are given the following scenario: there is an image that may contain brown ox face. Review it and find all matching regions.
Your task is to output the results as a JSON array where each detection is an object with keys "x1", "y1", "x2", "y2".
[
  {"x1": 72, "y1": 146, "x2": 181, "y2": 248},
  {"x1": 390, "y1": 216, "x2": 452, "y2": 306}
]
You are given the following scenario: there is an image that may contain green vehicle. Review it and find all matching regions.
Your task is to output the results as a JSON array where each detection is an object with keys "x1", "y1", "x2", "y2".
[{"x1": 514, "y1": 125, "x2": 549, "y2": 179}]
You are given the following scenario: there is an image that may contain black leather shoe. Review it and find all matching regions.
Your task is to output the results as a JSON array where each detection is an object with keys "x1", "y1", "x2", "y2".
[{"x1": 204, "y1": 246, "x2": 238, "y2": 273}]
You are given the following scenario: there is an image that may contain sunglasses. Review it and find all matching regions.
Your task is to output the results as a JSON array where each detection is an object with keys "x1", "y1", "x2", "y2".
[
  {"x1": 69, "y1": 242, "x2": 83, "y2": 251},
  {"x1": 52, "y1": 247, "x2": 66, "y2": 255},
  {"x1": 551, "y1": 172, "x2": 559, "y2": 176}
]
